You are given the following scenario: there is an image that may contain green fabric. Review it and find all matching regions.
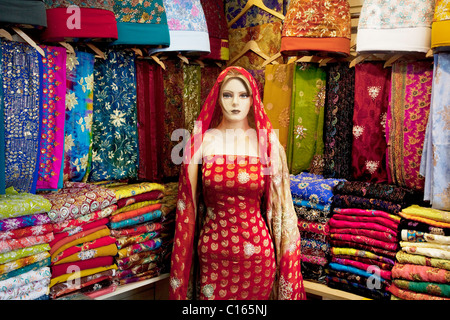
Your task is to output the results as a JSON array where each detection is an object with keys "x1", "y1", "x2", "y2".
[
  {"x1": 393, "y1": 279, "x2": 450, "y2": 298},
  {"x1": 113, "y1": 22, "x2": 170, "y2": 46},
  {"x1": 183, "y1": 64, "x2": 202, "y2": 134},
  {"x1": 0, "y1": 0, "x2": 47, "y2": 27},
  {"x1": 0, "y1": 187, "x2": 52, "y2": 220},
  {"x1": 0, "y1": 244, "x2": 51, "y2": 265},
  {"x1": 287, "y1": 63, "x2": 326, "y2": 174}
]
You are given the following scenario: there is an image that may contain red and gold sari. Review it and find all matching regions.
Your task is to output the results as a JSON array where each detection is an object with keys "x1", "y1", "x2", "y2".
[{"x1": 169, "y1": 66, "x2": 305, "y2": 300}]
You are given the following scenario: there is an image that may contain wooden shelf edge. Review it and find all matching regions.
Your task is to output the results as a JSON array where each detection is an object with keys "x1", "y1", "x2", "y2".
[
  {"x1": 303, "y1": 280, "x2": 370, "y2": 300},
  {"x1": 95, "y1": 273, "x2": 169, "y2": 300}
]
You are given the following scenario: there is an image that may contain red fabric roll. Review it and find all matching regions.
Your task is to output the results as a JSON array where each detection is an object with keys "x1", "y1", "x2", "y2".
[
  {"x1": 51, "y1": 256, "x2": 114, "y2": 278},
  {"x1": 41, "y1": 7, "x2": 118, "y2": 42}
]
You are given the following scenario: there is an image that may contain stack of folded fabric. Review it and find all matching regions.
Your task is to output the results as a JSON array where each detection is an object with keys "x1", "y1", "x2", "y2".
[
  {"x1": 41, "y1": 182, "x2": 119, "y2": 299},
  {"x1": 389, "y1": 205, "x2": 450, "y2": 300},
  {"x1": 156, "y1": 182, "x2": 178, "y2": 274},
  {"x1": 290, "y1": 172, "x2": 344, "y2": 283},
  {"x1": 327, "y1": 181, "x2": 415, "y2": 299},
  {"x1": 0, "y1": 187, "x2": 53, "y2": 300},
  {"x1": 107, "y1": 182, "x2": 166, "y2": 286}
]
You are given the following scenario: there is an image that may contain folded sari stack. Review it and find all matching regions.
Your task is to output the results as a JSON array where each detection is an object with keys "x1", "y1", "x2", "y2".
[
  {"x1": 290, "y1": 172, "x2": 344, "y2": 283},
  {"x1": 107, "y1": 182, "x2": 166, "y2": 286},
  {"x1": 327, "y1": 181, "x2": 415, "y2": 299},
  {"x1": 41, "y1": 182, "x2": 119, "y2": 299},
  {"x1": 388, "y1": 205, "x2": 450, "y2": 300},
  {"x1": 0, "y1": 187, "x2": 53, "y2": 300}
]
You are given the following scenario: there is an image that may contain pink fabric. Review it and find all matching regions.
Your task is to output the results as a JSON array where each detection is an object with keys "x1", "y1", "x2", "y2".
[
  {"x1": 36, "y1": 45, "x2": 67, "y2": 190},
  {"x1": 328, "y1": 217, "x2": 397, "y2": 236},
  {"x1": 392, "y1": 263, "x2": 450, "y2": 284},
  {"x1": 0, "y1": 232, "x2": 54, "y2": 253},
  {"x1": 331, "y1": 257, "x2": 392, "y2": 280},
  {"x1": 331, "y1": 213, "x2": 399, "y2": 232},
  {"x1": 333, "y1": 207, "x2": 401, "y2": 223},
  {"x1": 297, "y1": 219, "x2": 329, "y2": 235},
  {"x1": 330, "y1": 233, "x2": 398, "y2": 251},
  {"x1": 330, "y1": 227, "x2": 397, "y2": 243}
]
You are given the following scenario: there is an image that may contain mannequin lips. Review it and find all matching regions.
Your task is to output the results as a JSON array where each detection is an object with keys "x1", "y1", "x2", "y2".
[{"x1": 231, "y1": 110, "x2": 240, "y2": 114}]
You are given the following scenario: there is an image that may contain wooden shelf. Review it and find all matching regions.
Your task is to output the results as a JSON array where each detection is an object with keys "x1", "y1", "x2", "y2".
[
  {"x1": 304, "y1": 280, "x2": 370, "y2": 300},
  {"x1": 95, "y1": 273, "x2": 169, "y2": 300}
]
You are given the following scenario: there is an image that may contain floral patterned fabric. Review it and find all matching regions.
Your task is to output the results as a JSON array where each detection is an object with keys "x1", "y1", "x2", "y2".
[
  {"x1": 0, "y1": 232, "x2": 54, "y2": 254},
  {"x1": 90, "y1": 50, "x2": 138, "y2": 182},
  {"x1": 432, "y1": 0, "x2": 450, "y2": 48},
  {"x1": 35, "y1": 45, "x2": 67, "y2": 191},
  {"x1": 0, "y1": 251, "x2": 49, "y2": 275},
  {"x1": 228, "y1": 21, "x2": 283, "y2": 70},
  {"x1": 323, "y1": 63, "x2": 355, "y2": 180},
  {"x1": 387, "y1": 61, "x2": 433, "y2": 192},
  {"x1": 420, "y1": 53, "x2": 450, "y2": 211},
  {"x1": 281, "y1": 0, "x2": 351, "y2": 55},
  {"x1": 396, "y1": 250, "x2": 450, "y2": 270},
  {"x1": 0, "y1": 267, "x2": 51, "y2": 293},
  {"x1": 0, "y1": 244, "x2": 50, "y2": 265},
  {"x1": 201, "y1": 0, "x2": 229, "y2": 60},
  {"x1": 226, "y1": 0, "x2": 284, "y2": 28},
  {"x1": 290, "y1": 172, "x2": 343, "y2": 205},
  {"x1": 352, "y1": 62, "x2": 391, "y2": 183},
  {"x1": 0, "y1": 187, "x2": 51, "y2": 221},
  {"x1": 263, "y1": 64, "x2": 294, "y2": 150},
  {"x1": 109, "y1": 210, "x2": 162, "y2": 229},
  {"x1": 2, "y1": 40, "x2": 41, "y2": 194},
  {"x1": 63, "y1": 51, "x2": 95, "y2": 183},
  {"x1": 42, "y1": 181, "x2": 117, "y2": 223},
  {"x1": 287, "y1": 63, "x2": 326, "y2": 174}
]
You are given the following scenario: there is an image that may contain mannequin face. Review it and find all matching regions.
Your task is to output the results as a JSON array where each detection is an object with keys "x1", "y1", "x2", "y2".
[{"x1": 219, "y1": 78, "x2": 252, "y2": 125}]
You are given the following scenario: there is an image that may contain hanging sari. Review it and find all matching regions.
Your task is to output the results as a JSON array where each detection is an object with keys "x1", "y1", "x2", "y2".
[
  {"x1": 169, "y1": 66, "x2": 305, "y2": 300},
  {"x1": 387, "y1": 60, "x2": 433, "y2": 191},
  {"x1": 226, "y1": 0, "x2": 284, "y2": 28},
  {"x1": 63, "y1": 51, "x2": 95, "y2": 183},
  {"x1": 90, "y1": 49, "x2": 138, "y2": 182},
  {"x1": 263, "y1": 64, "x2": 294, "y2": 150},
  {"x1": 135, "y1": 60, "x2": 165, "y2": 182},
  {"x1": 2, "y1": 40, "x2": 42, "y2": 194},
  {"x1": 287, "y1": 62, "x2": 326, "y2": 175},
  {"x1": 36, "y1": 45, "x2": 67, "y2": 191},
  {"x1": 323, "y1": 63, "x2": 355, "y2": 180},
  {"x1": 420, "y1": 53, "x2": 450, "y2": 211},
  {"x1": 352, "y1": 62, "x2": 390, "y2": 183}
]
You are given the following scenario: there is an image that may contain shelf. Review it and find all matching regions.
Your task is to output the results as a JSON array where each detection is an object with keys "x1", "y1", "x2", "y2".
[
  {"x1": 95, "y1": 273, "x2": 169, "y2": 300},
  {"x1": 304, "y1": 280, "x2": 370, "y2": 300}
]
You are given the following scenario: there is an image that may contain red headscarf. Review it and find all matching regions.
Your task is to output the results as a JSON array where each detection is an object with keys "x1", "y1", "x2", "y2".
[{"x1": 169, "y1": 66, "x2": 305, "y2": 300}]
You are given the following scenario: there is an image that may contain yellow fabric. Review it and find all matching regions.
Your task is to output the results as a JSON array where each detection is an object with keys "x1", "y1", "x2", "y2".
[
  {"x1": 402, "y1": 205, "x2": 450, "y2": 223},
  {"x1": 51, "y1": 228, "x2": 111, "y2": 261},
  {"x1": 49, "y1": 264, "x2": 117, "y2": 288},
  {"x1": 432, "y1": 19, "x2": 450, "y2": 48},
  {"x1": 263, "y1": 64, "x2": 294, "y2": 150},
  {"x1": 109, "y1": 182, "x2": 165, "y2": 200},
  {"x1": 111, "y1": 200, "x2": 161, "y2": 216},
  {"x1": 53, "y1": 243, "x2": 118, "y2": 265}
]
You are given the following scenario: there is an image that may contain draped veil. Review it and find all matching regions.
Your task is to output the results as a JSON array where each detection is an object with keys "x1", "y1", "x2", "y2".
[{"x1": 169, "y1": 66, "x2": 305, "y2": 300}]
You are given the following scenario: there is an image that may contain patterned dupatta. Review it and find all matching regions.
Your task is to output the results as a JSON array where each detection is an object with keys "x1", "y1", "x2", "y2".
[{"x1": 169, "y1": 66, "x2": 305, "y2": 300}]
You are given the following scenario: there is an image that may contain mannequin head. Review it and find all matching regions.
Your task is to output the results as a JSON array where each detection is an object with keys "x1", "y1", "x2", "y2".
[{"x1": 217, "y1": 70, "x2": 255, "y2": 129}]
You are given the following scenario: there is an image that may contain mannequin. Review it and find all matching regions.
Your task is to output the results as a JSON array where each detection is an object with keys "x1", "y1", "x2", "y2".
[{"x1": 169, "y1": 66, "x2": 305, "y2": 300}]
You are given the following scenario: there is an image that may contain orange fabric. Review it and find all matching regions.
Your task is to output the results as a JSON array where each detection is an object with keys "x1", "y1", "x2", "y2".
[
  {"x1": 110, "y1": 203, "x2": 162, "y2": 223},
  {"x1": 280, "y1": 37, "x2": 350, "y2": 56}
]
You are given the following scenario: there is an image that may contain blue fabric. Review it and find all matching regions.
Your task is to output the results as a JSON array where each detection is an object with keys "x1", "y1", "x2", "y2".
[
  {"x1": 2, "y1": 40, "x2": 42, "y2": 194},
  {"x1": 90, "y1": 49, "x2": 139, "y2": 182},
  {"x1": 328, "y1": 262, "x2": 385, "y2": 283},
  {"x1": 109, "y1": 210, "x2": 162, "y2": 230},
  {"x1": 420, "y1": 53, "x2": 450, "y2": 211},
  {"x1": 64, "y1": 50, "x2": 95, "y2": 182},
  {"x1": 290, "y1": 172, "x2": 344, "y2": 205}
]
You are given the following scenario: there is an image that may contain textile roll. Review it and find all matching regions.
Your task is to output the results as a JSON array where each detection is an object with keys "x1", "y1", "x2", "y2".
[
  {"x1": 352, "y1": 62, "x2": 391, "y2": 183},
  {"x1": 41, "y1": 0, "x2": 118, "y2": 42},
  {"x1": 1, "y1": 40, "x2": 41, "y2": 194},
  {"x1": 420, "y1": 53, "x2": 450, "y2": 211},
  {"x1": 0, "y1": 188, "x2": 51, "y2": 221},
  {"x1": 63, "y1": 51, "x2": 95, "y2": 183},
  {"x1": 148, "y1": 0, "x2": 210, "y2": 56},
  {"x1": 0, "y1": 0, "x2": 47, "y2": 27},
  {"x1": 263, "y1": 64, "x2": 294, "y2": 150},
  {"x1": 387, "y1": 61, "x2": 433, "y2": 191},
  {"x1": 287, "y1": 62, "x2": 326, "y2": 174},
  {"x1": 357, "y1": 0, "x2": 435, "y2": 53},
  {"x1": 281, "y1": 0, "x2": 351, "y2": 56},
  {"x1": 112, "y1": 0, "x2": 170, "y2": 46},
  {"x1": 432, "y1": 0, "x2": 450, "y2": 49},
  {"x1": 36, "y1": 45, "x2": 67, "y2": 191},
  {"x1": 323, "y1": 63, "x2": 355, "y2": 180},
  {"x1": 290, "y1": 172, "x2": 343, "y2": 205}
]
